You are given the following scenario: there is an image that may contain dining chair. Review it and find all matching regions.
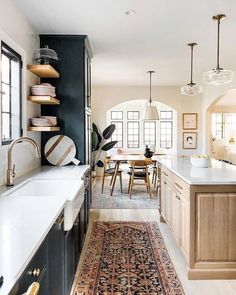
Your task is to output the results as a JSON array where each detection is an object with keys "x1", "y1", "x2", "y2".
[
  {"x1": 101, "y1": 157, "x2": 123, "y2": 194},
  {"x1": 127, "y1": 160, "x2": 152, "y2": 199}
]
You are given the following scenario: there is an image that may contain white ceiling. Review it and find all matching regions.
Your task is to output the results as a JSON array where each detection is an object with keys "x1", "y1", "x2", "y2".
[{"x1": 13, "y1": 0, "x2": 236, "y2": 86}]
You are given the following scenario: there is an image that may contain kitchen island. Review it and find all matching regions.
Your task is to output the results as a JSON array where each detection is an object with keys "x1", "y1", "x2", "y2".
[{"x1": 156, "y1": 157, "x2": 236, "y2": 279}]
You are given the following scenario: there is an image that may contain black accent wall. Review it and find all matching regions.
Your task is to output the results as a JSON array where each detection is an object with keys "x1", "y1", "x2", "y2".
[{"x1": 39, "y1": 35, "x2": 92, "y2": 165}]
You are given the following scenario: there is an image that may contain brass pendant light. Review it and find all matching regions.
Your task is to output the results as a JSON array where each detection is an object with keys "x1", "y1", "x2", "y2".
[{"x1": 203, "y1": 14, "x2": 233, "y2": 85}]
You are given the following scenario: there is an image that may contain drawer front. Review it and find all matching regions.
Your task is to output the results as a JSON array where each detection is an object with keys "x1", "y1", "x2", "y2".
[{"x1": 170, "y1": 172, "x2": 190, "y2": 200}]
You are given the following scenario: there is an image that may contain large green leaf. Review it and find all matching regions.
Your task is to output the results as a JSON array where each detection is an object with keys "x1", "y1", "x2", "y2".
[
  {"x1": 92, "y1": 123, "x2": 102, "y2": 143},
  {"x1": 102, "y1": 124, "x2": 116, "y2": 139},
  {"x1": 101, "y1": 141, "x2": 117, "y2": 151},
  {"x1": 92, "y1": 131, "x2": 99, "y2": 151}
]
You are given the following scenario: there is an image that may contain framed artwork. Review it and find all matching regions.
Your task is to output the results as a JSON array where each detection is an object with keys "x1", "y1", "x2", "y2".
[
  {"x1": 183, "y1": 113, "x2": 198, "y2": 130},
  {"x1": 183, "y1": 132, "x2": 197, "y2": 149}
]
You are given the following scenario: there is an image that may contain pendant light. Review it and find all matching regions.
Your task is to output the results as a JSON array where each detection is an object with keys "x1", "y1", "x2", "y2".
[
  {"x1": 181, "y1": 43, "x2": 202, "y2": 96},
  {"x1": 143, "y1": 71, "x2": 159, "y2": 120},
  {"x1": 203, "y1": 14, "x2": 233, "y2": 85}
]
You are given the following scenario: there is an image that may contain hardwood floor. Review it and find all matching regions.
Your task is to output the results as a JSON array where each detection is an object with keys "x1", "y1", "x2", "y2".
[{"x1": 71, "y1": 209, "x2": 236, "y2": 295}]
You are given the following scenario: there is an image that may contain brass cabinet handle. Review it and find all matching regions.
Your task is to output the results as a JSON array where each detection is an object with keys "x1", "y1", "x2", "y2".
[
  {"x1": 28, "y1": 268, "x2": 41, "y2": 277},
  {"x1": 55, "y1": 216, "x2": 64, "y2": 226},
  {"x1": 176, "y1": 195, "x2": 181, "y2": 200},
  {"x1": 25, "y1": 282, "x2": 40, "y2": 295},
  {"x1": 163, "y1": 180, "x2": 167, "y2": 185},
  {"x1": 174, "y1": 182, "x2": 183, "y2": 191},
  {"x1": 163, "y1": 171, "x2": 168, "y2": 177}
]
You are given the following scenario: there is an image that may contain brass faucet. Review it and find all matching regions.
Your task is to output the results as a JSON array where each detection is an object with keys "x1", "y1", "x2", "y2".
[{"x1": 6, "y1": 136, "x2": 41, "y2": 186}]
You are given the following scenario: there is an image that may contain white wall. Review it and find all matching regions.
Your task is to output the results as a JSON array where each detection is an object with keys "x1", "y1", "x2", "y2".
[
  {"x1": 92, "y1": 85, "x2": 202, "y2": 156},
  {"x1": 0, "y1": 0, "x2": 40, "y2": 186}
]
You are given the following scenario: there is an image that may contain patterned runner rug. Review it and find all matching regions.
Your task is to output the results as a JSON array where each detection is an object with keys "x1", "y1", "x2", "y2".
[{"x1": 74, "y1": 222, "x2": 184, "y2": 295}]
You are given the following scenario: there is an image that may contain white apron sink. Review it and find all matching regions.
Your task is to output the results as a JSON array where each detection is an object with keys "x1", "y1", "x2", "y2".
[{"x1": 3, "y1": 179, "x2": 84, "y2": 231}]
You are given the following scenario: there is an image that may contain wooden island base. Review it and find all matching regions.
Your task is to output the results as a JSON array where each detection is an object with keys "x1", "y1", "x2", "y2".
[{"x1": 159, "y1": 164, "x2": 236, "y2": 280}]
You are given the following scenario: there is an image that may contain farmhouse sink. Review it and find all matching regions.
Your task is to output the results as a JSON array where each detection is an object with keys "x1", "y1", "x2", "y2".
[{"x1": 3, "y1": 179, "x2": 84, "y2": 231}]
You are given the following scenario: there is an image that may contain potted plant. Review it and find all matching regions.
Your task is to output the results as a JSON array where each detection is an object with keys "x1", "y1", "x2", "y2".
[{"x1": 91, "y1": 123, "x2": 117, "y2": 174}]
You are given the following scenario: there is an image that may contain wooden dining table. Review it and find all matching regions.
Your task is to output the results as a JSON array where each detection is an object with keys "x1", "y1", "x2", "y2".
[{"x1": 109, "y1": 154, "x2": 165, "y2": 196}]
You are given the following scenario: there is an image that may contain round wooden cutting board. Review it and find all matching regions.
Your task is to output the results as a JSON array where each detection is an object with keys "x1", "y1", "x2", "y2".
[{"x1": 44, "y1": 135, "x2": 80, "y2": 166}]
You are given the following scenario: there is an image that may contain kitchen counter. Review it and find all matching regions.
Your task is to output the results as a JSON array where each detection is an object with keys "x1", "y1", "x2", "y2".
[
  {"x1": 0, "y1": 165, "x2": 90, "y2": 295},
  {"x1": 155, "y1": 156, "x2": 236, "y2": 185}
]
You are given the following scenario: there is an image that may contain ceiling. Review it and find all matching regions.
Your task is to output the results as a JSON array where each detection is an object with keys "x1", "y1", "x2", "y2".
[{"x1": 13, "y1": 0, "x2": 236, "y2": 86}]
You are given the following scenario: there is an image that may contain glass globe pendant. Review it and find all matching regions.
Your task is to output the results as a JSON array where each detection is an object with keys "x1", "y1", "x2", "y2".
[
  {"x1": 143, "y1": 71, "x2": 159, "y2": 120},
  {"x1": 203, "y1": 14, "x2": 233, "y2": 85},
  {"x1": 181, "y1": 43, "x2": 202, "y2": 96}
]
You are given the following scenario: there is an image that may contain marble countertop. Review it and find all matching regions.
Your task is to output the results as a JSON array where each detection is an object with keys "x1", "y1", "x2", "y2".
[
  {"x1": 0, "y1": 165, "x2": 90, "y2": 295},
  {"x1": 156, "y1": 157, "x2": 236, "y2": 185}
]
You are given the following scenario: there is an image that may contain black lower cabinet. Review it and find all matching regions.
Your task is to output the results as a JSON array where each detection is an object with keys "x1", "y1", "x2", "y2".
[
  {"x1": 48, "y1": 215, "x2": 64, "y2": 295},
  {"x1": 10, "y1": 235, "x2": 48, "y2": 295},
  {"x1": 10, "y1": 191, "x2": 90, "y2": 295}
]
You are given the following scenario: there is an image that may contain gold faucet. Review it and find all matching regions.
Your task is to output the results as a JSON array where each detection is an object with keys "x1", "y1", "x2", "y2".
[{"x1": 6, "y1": 136, "x2": 41, "y2": 186}]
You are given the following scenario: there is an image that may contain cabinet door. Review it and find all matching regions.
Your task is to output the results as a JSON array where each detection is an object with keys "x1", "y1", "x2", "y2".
[
  {"x1": 48, "y1": 216, "x2": 64, "y2": 295},
  {"x1": 73, "y1": 214, "x2": 80, "y2": 266},
  {"x1": 64, "y1": 229, "x2": 75, "y2": 295},
  {"x1": 165, "y1": 183, "x2": 172, "y2": 224},
  {"x1": 180, "y1": 196, "x2": 189, "y2": 262},
  {"x1": 170, "y1": 189, "x2": 182, "y2": 245},
  {"x1": 79, "y1": 201, "x2": 86, "y2": 251},
  {"x1": 160, "y1": 178, "x2": 166, "y2": 220},
  {"x1": 14, "y1": 239, "x2": 48, "y2": 295}
]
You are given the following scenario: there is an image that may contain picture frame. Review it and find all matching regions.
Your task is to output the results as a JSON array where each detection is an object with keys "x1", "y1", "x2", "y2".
[
  {"x1": 183, "y1": 113, "x2": 198, "y2": 130},
  {"x1": 183, "y1": 132, "x2": 197, "y2": 149}
]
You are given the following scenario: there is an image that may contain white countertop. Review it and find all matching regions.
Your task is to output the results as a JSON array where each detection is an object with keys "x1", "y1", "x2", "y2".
[
  {"x1": 0, "y1": 165, "x2": 90, "y2": 295},
  {"x1": 156, "y1": 156, "x2": 236, "y2": 185}
]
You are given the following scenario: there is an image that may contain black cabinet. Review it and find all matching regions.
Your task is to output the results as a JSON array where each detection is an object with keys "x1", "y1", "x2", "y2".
[
  {"x1": 47, "y1": 215, "x2": 64, "y2": 295},
  {"x1": 10, "y1": 235, "x2": 48, "y2": 295},
  {"x1": 39, "y1": 35, "x2": 92, "y2": 165},
  {"x1": 9, "y1": 184, "x2": 91, "y2": 295}
]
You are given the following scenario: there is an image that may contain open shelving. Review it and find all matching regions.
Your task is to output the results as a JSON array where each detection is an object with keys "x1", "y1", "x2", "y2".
[
  {"x1": 27, "y1": 95, "x2": 60, "y2": 105},
  {"x1": 27, "y1": 126, "x2": 60, "y2": 132},
  {"x1": 27, "y1": 64, "x2": 59, "y2": 78}
]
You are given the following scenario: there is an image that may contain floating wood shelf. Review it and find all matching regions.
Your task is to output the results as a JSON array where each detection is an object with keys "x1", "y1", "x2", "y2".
[
  {"x1": 27, "y1": 96, "x2": 60, "y2": 105},
  {"x1": 27, "y1": 65, "x2": 59, "y2": 78},
  {"x1": 28, "y1": 126, "x2": 60, "y2": 132}
]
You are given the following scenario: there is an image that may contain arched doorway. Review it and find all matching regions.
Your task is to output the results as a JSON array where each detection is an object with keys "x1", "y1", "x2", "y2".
[
  {"x1": 106, "y1": 99, "x2": 177, "y2": 154},
  {"x1": 206, "y1": 89, "x2": 236, "y2": 162}
]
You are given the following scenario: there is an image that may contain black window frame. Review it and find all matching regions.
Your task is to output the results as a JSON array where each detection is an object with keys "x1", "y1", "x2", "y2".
[
  {"x1": 143, "y1": 121, "x2": 156, "y2": 146},
  {"x1": 1, "y1": 41, "x2": 22, "y2": 145},
  {"x1": 111, "y1": 121, "x2": 123, "y2": 148},
  {"x1": 127, "y1": 121, "x2": 140, "y2": 148}
]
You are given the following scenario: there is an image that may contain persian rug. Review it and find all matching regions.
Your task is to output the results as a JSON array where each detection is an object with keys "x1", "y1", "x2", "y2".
[
  {"x1": 74, "y1": 222, "x2": 184, "y2": 295},
  {"x1": 92, "y1": 174, "x2": 158, "y2": 209}
]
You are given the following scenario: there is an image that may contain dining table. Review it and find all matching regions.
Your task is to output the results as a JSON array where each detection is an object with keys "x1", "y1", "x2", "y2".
[{"x1": 109, "y1": 153, "x2": 167, "y2": 196}]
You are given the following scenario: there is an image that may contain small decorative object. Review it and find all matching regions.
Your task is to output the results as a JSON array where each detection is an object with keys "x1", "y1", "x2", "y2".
[
  {"x1": 181, "y1": 43, "x2": 202, "y2": 96},
  {"x1": 92, "y1": 123, "x2": 117, "y2": 171},
  {"x1": 203, "y1": 14, "x2": 233, "y2": 85},
  {"x1": 44, "y1": 135, "x2": 80, "y2": 166},
  {"x1": 183, "y1": 132, "x2": 197, "y2": 149},
  {"x1": 229, "y1": 137, "x2": 235, "y2": 145},
  {"x1": 31, "y1": 117, "x2": 56, "y2": 127},
  {"x1": 191, "y1": 154, "x2": 211, "y2": 168},
  {"x1": 31, "y1": 83, "x2": 56, "y2": 97},
  {"x1": 144, "y1": 145, "x2": 154, "y2": 158},
  {"x1": 34, "y1": 45, "x2": 59, "y2": 65},
  {"x1": 183, "y1": 113, "x2": 197, "y2": 130}
]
